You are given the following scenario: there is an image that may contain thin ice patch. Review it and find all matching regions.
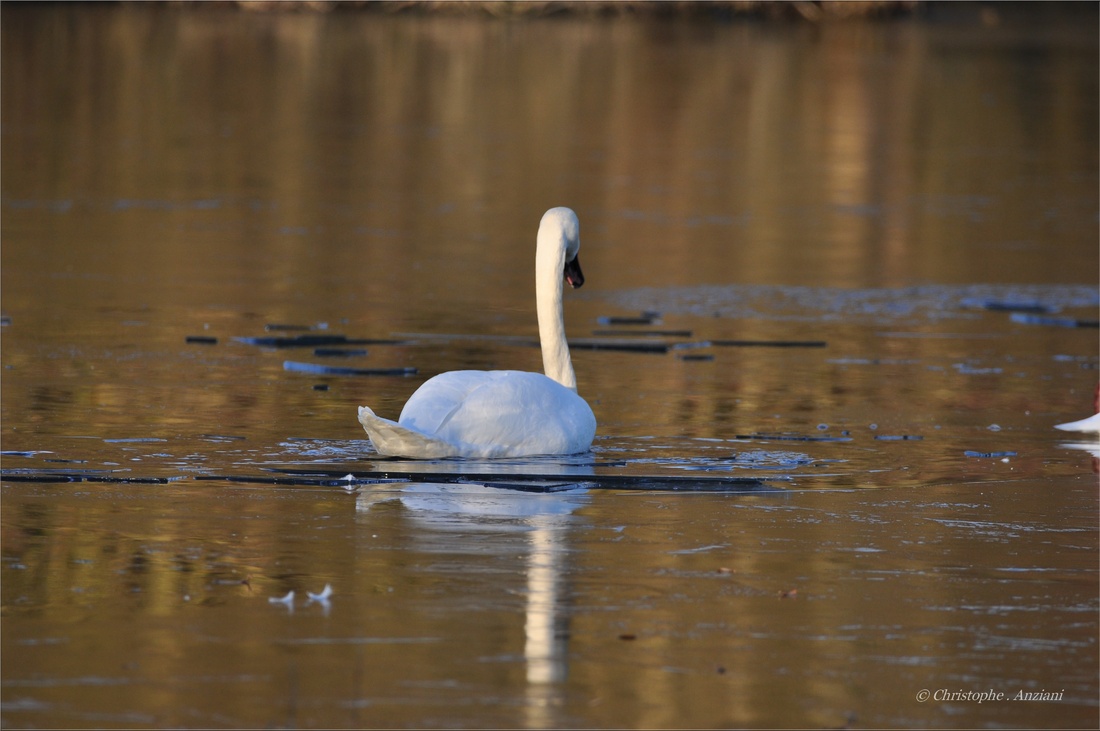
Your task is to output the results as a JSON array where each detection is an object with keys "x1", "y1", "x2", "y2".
[{"x1": 598, "y1": 284, "x2": 1099, "y2": 324}]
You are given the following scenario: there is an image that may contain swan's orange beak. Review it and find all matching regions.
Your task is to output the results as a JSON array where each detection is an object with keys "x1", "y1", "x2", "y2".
[{"x1": 564, "y1": 255, "x2": 585, "y2": 289}]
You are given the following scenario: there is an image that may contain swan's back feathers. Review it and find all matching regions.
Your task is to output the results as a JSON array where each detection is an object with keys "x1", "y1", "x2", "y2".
[
  {"x1": 361, "y1": 370, "x2": 596, "y2": 459},
  {"x1": 398, "y1": 370, "x2": 494, "y2": 435}
]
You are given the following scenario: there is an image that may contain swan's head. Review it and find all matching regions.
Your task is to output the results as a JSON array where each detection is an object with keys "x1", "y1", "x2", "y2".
[{"x1": 539, "y1": 207, "x2": 584, "y2": 289}]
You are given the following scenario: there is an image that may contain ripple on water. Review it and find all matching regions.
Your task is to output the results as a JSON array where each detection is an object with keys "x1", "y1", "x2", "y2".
[{"x1": 598, "y1": 284, "x2": 1100, "y2": 324}]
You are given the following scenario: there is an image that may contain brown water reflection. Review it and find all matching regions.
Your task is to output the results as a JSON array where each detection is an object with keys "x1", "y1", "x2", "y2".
[
  {"x1": 4, "y1": 480, "x2": 1097, "y2": 728},
  {"x1": 3, "y1": 4, "x2": 1098, "y2": 729}
]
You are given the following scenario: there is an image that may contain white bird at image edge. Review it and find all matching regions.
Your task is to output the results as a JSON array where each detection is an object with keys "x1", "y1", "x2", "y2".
[{"x1": 1054, "y1": 383, "x2": 1100, "y2": 435}]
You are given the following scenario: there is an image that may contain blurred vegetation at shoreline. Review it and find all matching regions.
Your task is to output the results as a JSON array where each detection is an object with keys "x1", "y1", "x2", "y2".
[
  {"x1": 204, "y1": 1, "x2": 923, "y2": 20},
  {"x1": 168, "y1": 1, "x2": 1097, "y2": 28}
]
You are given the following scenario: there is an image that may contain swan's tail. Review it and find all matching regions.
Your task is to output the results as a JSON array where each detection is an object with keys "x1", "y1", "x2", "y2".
[{"x1": 358, "y1": 406, "x2": 462, "y2": 458}]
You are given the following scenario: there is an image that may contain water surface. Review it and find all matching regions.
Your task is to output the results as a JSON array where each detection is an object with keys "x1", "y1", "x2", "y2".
[{"x1": 2, "y1": 4, "x2": 1098, "y2": 728}]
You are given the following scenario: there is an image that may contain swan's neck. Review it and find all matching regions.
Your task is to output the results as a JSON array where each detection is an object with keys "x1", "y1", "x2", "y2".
[{"x1": 536, "y1": 235, "x2": 577, "y2": 391}]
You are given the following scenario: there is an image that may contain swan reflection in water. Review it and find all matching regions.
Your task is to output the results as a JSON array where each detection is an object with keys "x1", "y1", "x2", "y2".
[{"x1": 356, "y1": 478, "x2": 588, "y2": 723}]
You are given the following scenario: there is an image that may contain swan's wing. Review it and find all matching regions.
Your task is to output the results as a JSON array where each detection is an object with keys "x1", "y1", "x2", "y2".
[
  {"x1": 399, "y1": 371, "x2": 493, "y2": 436},
  {"x1": 358, "y1": 406, "x2": 463, "y2": 458},
  {"x1": 367, "y1": 370, "x2": 596, "y2": 459},
  {"x1": 421, "y1": 371, "x2": 596, "y2": 457}
]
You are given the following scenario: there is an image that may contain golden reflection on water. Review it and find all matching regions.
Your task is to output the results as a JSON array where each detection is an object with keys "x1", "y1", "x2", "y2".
[
  {"x1": 2, "y1": 4, "x2": 1098, "y2": 728},
  {"x1": 3, "y1": 7, "x2": 1096, "y2": 290},
  {"x1": 8, "y1": 478, "x2": 1096, "y2": 727},
  {"x1": 2, "y1": 3, "x2": 1096, "y2": 445}
]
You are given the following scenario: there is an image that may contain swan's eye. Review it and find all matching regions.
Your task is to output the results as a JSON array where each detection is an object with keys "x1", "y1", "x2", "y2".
[{"x1": 563, "y1": 255, "x2": 585, "y2": 288}]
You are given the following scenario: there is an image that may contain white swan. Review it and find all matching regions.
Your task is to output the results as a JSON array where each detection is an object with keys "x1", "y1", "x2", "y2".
[
  {"x1": 1055, "y1": 413, "x2": 1100, "y2": 433},
  {"x1": 1054, "y1": 384, "x2": 1100, "y2": 435},
  {"x1": 358, "y1": 207, "x2": 597, "y2": 458}
]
